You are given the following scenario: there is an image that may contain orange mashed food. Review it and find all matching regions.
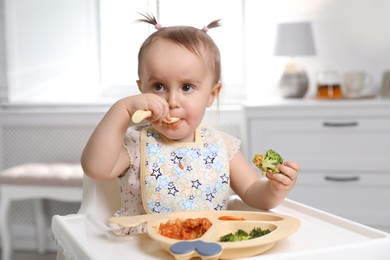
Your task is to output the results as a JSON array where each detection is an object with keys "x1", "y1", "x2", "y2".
[{"x1": 158, "y1": 218, "x2": 212, "y2": 240}]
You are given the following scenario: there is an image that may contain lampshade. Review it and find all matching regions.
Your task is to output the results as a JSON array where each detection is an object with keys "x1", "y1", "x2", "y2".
[
  {"x1": 274, "y1": 22, "x2": 316, "y2": 98},
  {"x1": 274, "y1": 22, "x2": 316, "y2": 56}
]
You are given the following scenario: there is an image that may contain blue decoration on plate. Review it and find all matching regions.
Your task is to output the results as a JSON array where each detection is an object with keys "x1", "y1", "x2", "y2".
[{"x1": 170, "y1": 240, "x2": 222, "y2": 257}]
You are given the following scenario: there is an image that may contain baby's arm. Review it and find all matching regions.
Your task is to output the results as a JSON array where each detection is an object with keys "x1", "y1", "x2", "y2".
[
  {"x1": 81, "y1": 94, "x2": 170, "y2": 181},
  {"x1": 230, "y1": 151, "x2": 299, "y2": 210}
]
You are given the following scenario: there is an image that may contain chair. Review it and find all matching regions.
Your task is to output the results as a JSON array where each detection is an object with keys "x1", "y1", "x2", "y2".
[
  {"x1": 54, "y1": 174, "x2": 120, "y2": 260},
  {"x1": 0, "y1": 163, "x2": 83, "y2": 260},
  {"x1": 77, "y1": 175, "x2": 121, "y2": 222},
  {"x1": 52, "y1": 174, "x2": 253, "y2": 260}
]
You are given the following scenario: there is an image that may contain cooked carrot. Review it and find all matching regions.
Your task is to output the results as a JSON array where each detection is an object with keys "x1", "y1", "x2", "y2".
[
  {"x1": 158, "y1": 218, "x2": 212, "y2": 240},
  {"x1": 218, "y1": 216, "x2": 245, "y2": 220}
]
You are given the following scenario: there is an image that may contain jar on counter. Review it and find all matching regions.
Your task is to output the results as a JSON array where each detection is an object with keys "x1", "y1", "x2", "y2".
[{"x1": 316, "y1": 70, "x2": 343, "y2": 99}]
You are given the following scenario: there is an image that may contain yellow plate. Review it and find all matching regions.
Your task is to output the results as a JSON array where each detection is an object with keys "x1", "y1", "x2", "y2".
[{"x1": 109, "y1": 210, "x2": 300, "y2": 259}]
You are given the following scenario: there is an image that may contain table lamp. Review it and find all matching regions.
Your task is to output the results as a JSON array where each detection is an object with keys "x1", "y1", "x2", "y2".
[{"x1": 274, "y1": 22, "x2": 316, "y2": 98}]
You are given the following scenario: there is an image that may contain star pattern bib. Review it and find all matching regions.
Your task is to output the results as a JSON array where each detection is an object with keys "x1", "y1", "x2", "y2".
[{"x1": 140, "y1": 126, "x2": 230, "y2": 214}]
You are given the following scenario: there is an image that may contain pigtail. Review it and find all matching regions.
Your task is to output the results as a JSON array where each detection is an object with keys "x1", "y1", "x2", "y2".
[
  {"x1": 136, "y1": 13, "x2": 162, "y2": 30},
  {"x1": 207, "y1": 19, "x2": 222, "y2": 29},
  {"x1": 201, "y1": 19, "x2": 222, "y2": 33}
]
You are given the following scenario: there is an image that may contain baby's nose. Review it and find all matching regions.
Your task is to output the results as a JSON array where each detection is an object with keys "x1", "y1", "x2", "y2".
[{"x1": 168, "y1": 92, "x2": 178, "y2": 108}]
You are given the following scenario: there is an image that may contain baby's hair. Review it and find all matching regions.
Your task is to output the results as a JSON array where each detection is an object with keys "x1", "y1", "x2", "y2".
[
  {"x1": 201, "y1": 19, "x2": 222, "y2": 33},
  {"x1": 136, "y1": 13, "x2": 222, "y2": 84},
  {"x1": 136, "y1": 13, "x2": 221, "y2": 34},
  {"x1": 136, "y1": 13, "x2": 161, "y2": 29}
]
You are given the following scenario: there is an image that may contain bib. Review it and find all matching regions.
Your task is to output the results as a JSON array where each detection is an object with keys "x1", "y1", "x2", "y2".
[{"x1": 140, "y1": 126, "x2": 230, "y2": 214}]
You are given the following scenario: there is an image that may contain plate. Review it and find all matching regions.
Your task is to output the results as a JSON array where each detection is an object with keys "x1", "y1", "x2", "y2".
[{"x1": 109, "y1": 210, "x2": 300, "y2": 259}]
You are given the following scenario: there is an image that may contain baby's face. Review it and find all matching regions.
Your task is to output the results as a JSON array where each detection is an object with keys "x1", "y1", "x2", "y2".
[{"x1": 138, "y1": 38, "x2": 220, "y2": 142}]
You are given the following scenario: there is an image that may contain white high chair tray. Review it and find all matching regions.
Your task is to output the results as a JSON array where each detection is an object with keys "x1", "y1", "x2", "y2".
[{"x1": 52, "y1": 198, "x2": 390, "y2": 260}]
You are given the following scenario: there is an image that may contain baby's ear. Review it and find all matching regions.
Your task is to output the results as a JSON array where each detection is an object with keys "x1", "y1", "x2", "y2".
[{"x1": 207, "y1": 82, "x2": 222, "y2": 107}]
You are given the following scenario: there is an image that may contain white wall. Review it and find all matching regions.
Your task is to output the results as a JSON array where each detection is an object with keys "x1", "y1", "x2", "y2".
[
  {"x1": 245, "y1": 0, "x2": 390, "y2": 100},
  {"x1": 3, "y1": 0, "x2": 390, "y2": 104}
]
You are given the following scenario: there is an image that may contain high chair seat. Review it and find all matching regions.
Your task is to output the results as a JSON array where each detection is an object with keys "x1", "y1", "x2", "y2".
[
  {"x1": 53, "y1": 174, "x2": 120, "y2": 260},
  {"x1": 0, "y1": 163, "x2": 83, "y2": 260}
]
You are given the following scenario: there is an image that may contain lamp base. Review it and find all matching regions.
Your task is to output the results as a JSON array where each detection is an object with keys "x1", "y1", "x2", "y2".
[
  {"x1": 279, "y1": 72, "x2": 308, "y2": 98},
  {"x1": 279, "y1": 63, "x2": 309, "y2": 98}
]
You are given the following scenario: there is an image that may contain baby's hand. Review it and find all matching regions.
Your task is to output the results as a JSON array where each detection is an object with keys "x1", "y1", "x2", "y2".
[
  {"x1": 266, "y1": 161, "x2": 299, "y2": 196},
  {"x1": 125, "y1": 94, "x2": 170, "y2": 125}
]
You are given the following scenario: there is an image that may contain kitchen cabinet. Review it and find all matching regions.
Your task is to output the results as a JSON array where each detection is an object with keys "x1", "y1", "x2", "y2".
[{"x1": 244, "y1": 98, "x2": 390, "y2": 232}]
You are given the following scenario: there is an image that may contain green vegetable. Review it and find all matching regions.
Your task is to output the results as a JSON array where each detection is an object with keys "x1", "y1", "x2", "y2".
[
  {"x1": 249, "y1": 227, "x2": 271, "y2": 238},
  {"x1": 219, "y1": 227, "x2": 271, "y2": 242},
  {"x1": 253, "y1": 149, "x2": 284, "y2": 175}
]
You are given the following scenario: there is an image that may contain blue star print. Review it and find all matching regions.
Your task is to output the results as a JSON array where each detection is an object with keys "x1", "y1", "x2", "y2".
[
  {"x1": 171, "y1": 155, "x2": 182, "y2": 165},
  {"x1": 204, "y1": 156, "x2": 215, "y2": 165},
  {"x1": 206, "y1": 193, "x2": 214, "y2": 202},
  {"x1": 220, "y1": 174, "x2": 229, "y2": 184},
  {"x1": 168, "y1": 186, "x2": 179, "y2": 196},
  {"x1": 191, "y1": 180, "x2": 201, "y2": 189},
  {"x1": 214, "y1": 204, "x2": 224, "y2": 210},
  {"x1": 151, "y1": 168, "x2": 162, "y2": 179}
]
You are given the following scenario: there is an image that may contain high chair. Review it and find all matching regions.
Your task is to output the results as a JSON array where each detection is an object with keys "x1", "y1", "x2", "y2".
[
  {"x1": 52, "y1": 174, "x2": 252, "y2": 260},
  {"x1": 51, "y1": 173, "x2": 390, "y2": 260},
  {"x1": 76, "y1": 175, "x2": 121, "y2": 222},
  {"x1": 53, "y1": 174, "x2": 121, "y2": 260}
]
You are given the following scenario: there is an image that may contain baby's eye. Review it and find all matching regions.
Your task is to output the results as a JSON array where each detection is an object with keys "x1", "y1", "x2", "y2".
[
  {"x1": 182, "y1": 84, "x2": 194, "y2": 93},
  {"x1": 153, "y1": 83, "x2": 165, "y2": 92}
]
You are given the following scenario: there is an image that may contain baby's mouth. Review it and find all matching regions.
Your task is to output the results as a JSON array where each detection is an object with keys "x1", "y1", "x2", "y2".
[
  {"x1": 162, "y1": 118, "x2": 181, "y2": 128},
  {"x1": 162, "y1": 117, "x2": 180, "y2": 124}
]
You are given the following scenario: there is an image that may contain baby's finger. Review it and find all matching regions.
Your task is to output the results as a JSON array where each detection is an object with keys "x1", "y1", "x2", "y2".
[
  {"x1": 278, "y1": 164, "x2": 298, "y2": 180},
  {"x1": 266, "y1": 172, "x2": 292, "y2": 187},
  {"x1": 148, "y1": 103, "x2": 170, "y2": 124},
  {"x1": 283, "y1": 161, "x2": 300, "y2": 171}
]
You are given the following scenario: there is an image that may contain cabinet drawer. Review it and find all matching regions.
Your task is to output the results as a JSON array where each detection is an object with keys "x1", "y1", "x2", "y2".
[
  {"x1": 288, "y1": 173, "x2": 390, "y2": 229},
  {"x1": 247, "y1": 117, "x2": 390, "y2": 172}
]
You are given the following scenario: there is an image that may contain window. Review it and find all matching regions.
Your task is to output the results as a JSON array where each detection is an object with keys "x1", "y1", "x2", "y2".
[
  {"x1": 3, "y1": 0, "x2": 101, "y2": 103},
  {"x1": 2, "y1": 0, "x2": 245, "y2": 104}
]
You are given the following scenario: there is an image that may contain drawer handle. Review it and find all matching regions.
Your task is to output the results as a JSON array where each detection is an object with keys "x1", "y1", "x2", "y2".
[
  {"x1": 324, "y1": 176, "x2": 360, "y2": 182},
  {"x1": 323, "y1": 122, "x2": 359, "y2": 127}
]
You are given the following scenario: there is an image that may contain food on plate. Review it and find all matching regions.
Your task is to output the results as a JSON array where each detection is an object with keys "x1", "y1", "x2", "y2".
[
  {"x1": 219, "y1": 227, "x2": 271, "y2": 242},
  {"x1": 253, "y1": 149, "x2": 283, "y2": 175},
  {"x1": 158, "y1": 218, "x2": 212, "y2": 240},
  {"x1": 218, "y1": 216, "x2": 246, "y2": 221}
]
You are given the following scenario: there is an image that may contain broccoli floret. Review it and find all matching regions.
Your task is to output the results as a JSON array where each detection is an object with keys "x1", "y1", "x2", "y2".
[
  {"x1": 249, "y1": 227, "x2": 271, "y2": 238},
  {"x1": 220, "y1": 228, "x2": 271, "y2": 242},
  {"x1": 235, "y1": 229, "x2": 250, "y2": 240},
  {"x1": 219, "y1": 233, "x2": 234, "y2": 242},
  {"x1": 253, "y1": 149, "x2": 283, "y2": 175},
  {"x1": 219, "y1": 233, "x2": 235, "y2": 242},
  {"x1": 219, "y1": 229, "x2": 249, "y2": 242}
]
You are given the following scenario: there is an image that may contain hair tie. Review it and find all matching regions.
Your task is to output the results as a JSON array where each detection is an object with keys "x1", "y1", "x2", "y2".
[
  {"x1": 155, "y1": 23, "x2": 162, "y2": 30},
  {"x1": 201, "y1": 26, "x2": 209, "y2": 33}
]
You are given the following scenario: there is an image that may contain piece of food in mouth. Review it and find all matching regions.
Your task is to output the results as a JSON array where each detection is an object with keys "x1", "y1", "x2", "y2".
[
  {"x1": 219, "y1": 227, "x2": 271, "y2": 242},
  {"x1": 158, "y1": 218, "x2": 212, "y2": 240},
  {"x1": 163, "y1": 117, "x2": 180, "y2": 123},
  {"x1": 253, "y1": 149, "x2": 284, "y2": 175}
]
